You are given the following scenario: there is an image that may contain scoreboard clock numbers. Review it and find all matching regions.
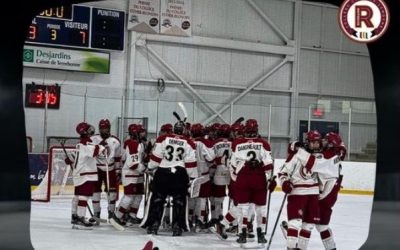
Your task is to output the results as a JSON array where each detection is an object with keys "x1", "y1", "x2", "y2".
[
  {"x1": 25, "y1": 5, "x2": 125, "y2": 51},
  {"x1": 25, "y1": 83, "x2": 61, "y2": 109}
]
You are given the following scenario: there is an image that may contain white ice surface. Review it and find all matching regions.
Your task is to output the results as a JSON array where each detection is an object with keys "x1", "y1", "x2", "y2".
[{"x1": 31, "y1": 193, "x2": 373, "y2": 250}]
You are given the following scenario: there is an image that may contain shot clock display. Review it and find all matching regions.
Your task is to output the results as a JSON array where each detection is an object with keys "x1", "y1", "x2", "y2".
[
  {"x1": 25, "y1": 84, "x2": 61, "y2": 109},
  {"x1": 26, "y1": 5, "x2": 125, "y2": 51}
]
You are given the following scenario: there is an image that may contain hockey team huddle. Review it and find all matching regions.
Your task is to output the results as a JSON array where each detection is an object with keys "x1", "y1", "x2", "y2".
[{"x1": 66, "y1": 114, "x2": 346, "y2": 250}]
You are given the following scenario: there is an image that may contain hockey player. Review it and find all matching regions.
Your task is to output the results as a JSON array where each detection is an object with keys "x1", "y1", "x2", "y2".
[
  {"x1": 278, "y1": 130, "x2": 322, "y2": 250},
  {"x1": 90, "y1": 119, "x2": 122, "y2": 221},
  {"x1": 190, "y1": 123, "x2": 215, "y2": 230},
  {"x1": 228, "y1": 119, "x2": 275, "y2": 245},
  {"x1": 315, "y1": 132, "x2": 346, "y2": 250},
  {"x1": 210, "y1": 123, "x2": 232, "y2": 226},
  {"x1": 110, "y1": 124, "x2": 145, "y2": 230},
  {"x1": 137, "y1": 124, "x2": 153, "y2": 167},
  {"x1": 140, "y1": 119, "x2": 197, "y2": 236},
  {"x1": 67, "y1": 122, "x2": 106, "y2": 230},
  {"x1": 159, "y1": 123, "x2": 173, "y2": 136},
  {"x1": 215, "y1": 122, "x2": 244, "y2": 238}
]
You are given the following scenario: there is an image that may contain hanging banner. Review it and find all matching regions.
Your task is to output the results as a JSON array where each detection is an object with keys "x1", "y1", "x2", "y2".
[
  {"x1": 23, "y1": 45, "x2": 110, "y2": 74},
  {"x1": 128, "y1": 0, "x2": 160, "y2": 33},
  {"x1": 160, "y1": 0, "x2": 191, "y2": 36}
]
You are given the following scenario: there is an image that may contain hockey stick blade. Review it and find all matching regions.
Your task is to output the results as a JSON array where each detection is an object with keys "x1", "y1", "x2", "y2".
[
  {"x1": 173, "y1": 111, "x2": 181, "y2": 121},
  {"x1": 178, "y1": 102, "x2": 188, "y2": 121},
  {"x1": 109, "y1": 218, "x2": 125, "y2": 231},
  {"x1": 233, "y1": 117, "x2": 245, "y2": 125},
  {"x1": 92, "y1": 216, "x2": 108, "y2": 224}
]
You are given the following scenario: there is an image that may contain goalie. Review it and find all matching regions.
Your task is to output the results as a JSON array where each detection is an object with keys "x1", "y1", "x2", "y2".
[{"x1": 140, "y1": 115, "x2": 198, "y2": 236}]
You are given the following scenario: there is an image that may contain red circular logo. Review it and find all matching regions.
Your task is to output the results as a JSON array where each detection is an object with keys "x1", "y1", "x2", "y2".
[{"x1": 339, "y1": 0, "x2": 389, "y2": 43}]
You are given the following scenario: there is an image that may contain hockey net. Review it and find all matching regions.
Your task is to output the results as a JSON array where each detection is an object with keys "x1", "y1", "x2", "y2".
[{"x1": 31, "y1": 146, "x2": 76, "y2": 202}]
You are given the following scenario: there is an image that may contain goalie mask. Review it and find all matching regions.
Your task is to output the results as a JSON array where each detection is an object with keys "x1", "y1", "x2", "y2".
[{"x1": 174, "y1": 121, "x2": 186, "y2": 135}]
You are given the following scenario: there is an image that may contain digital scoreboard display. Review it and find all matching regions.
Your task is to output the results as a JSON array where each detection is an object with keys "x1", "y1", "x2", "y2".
[
  {"x1": 26, "y1": 5, "x2": 125, "y2": 51},
  {"x1": 25, "y1": 84, "x2": 61, "y2": 109}
]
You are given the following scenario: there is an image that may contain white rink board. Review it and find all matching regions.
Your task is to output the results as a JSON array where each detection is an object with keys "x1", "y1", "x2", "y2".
[{"x1": 273, "y1": 159, "x2": 376, "y2": 192}]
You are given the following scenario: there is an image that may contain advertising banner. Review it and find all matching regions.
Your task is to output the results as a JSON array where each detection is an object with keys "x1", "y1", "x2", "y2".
[{"x1": 23, "y1": 45, "x2": 110, "y2": 74}]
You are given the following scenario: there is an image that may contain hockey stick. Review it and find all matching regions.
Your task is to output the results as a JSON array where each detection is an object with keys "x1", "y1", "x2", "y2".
[
  {"x1": 178, "y1": 102, "x2": 188, "y2": 122},
  {"x1": 232, "y1": 117, "x2": 244, "y2": 125},
  {"x1": 59, "y1": 141, "x2": 73, "y2": 196},
  {"x1": 266, "y1": 193, "x2": 287, "y2": 250},
  {"x1": 104, "y1": 154, "x2": 111, "y2": 212},
  {"x1": 264, "y1": 162, "x2": 275, "y2": 236},
  {"x1": 266, "y1": 161, "x2": 298, "y2": 250}
]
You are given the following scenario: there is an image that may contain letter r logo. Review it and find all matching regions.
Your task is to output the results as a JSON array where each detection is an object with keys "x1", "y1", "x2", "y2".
[{"x1": 355, "y1": 5, "x2": 374, "y2": 28}]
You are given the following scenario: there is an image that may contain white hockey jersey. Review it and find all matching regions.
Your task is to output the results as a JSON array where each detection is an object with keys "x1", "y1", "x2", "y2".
[
  {"x1": 212, "y1": 138, "x2": 232, "y2": 185},
  {"x1": 278, "y1": 148, "x2": 319, "y2": 196},
  {"x1": 194, "y1": 138, "x2": 215, "y2": 183},
  {"x1": 313, "y1": 149, "x2": 341, "y2": 200},
  {"x1": 149, "y1": 134, "x2": 198, "y2": 179},
  {"x1": 121, "y1": 138, "x2": 145, "y2": 186},
  {"x1": 230, "y1": 137, "x2": 274, "y2": 179},
  {"x1": 90, "y1": 134, "x2": 121, "y2": 172},
  {"x1": 71, "y1": 141, "x2": 105, "y2": 187}
]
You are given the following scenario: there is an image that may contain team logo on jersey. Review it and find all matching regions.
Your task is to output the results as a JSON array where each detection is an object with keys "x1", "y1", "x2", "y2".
[{"x1": 339, "y1": 0, "x2": 389, "y2": 43}]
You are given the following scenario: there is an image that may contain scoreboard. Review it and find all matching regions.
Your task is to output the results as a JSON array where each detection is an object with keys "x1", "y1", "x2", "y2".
[{"x1": 26, "y1": 5, "x2": 125, "y2": 51}]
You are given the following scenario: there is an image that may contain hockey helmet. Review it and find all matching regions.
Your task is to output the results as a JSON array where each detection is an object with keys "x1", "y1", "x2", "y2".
[
  {"x1": 160, "y1": 123, "x2": 173, "y2": 134},
  {"x1": 128, "y1": 124, "x2": 140, "y2": 136},
  {"x1": 306, "y1": 130, "x2": 322, "y2": 142},
  {"x1": 324, "y1": 132, "x2": 342, "y2": 147},
  {"x1": 76, "y1": 122, "x2": 90, "y2": 135},
  {"x1": 174, "y1": 121, "x2": 186, "y2": 135},
  {"x1": 244, "y1": 119, "x2": 258, "y2": 133},
  {"x1": 191, "y1": 123, "x2": 204, "y2": 137},
  {"x1": 99, "y1": 119, "x2": 111, "y2": 129},
  {"x1": 218, "y1": 124, "x2": 231, "y2": 138}
]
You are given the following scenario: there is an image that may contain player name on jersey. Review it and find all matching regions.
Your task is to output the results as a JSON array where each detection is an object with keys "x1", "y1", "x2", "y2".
[
  {"x1": 215, "y1": 142, "x2": 231, "y2": 150},
  {"x1": 237, "y1": 144, "x2": 262, "y2": 151},
  {"x1": 168, "y1": 138, "x2": 185, "y2": 146}
]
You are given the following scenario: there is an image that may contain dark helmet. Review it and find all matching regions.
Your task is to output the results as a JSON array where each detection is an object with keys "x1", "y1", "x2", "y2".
[
  {"x1": 174, "y1": 121, "x2": 186, "y2": 135},
  {"x1": 191, "y1": 123, "x2": 204, "y2": 137},
  {"x1": 99, "y1": 119, "x2": 111, "y2": 129},
  {"x1": 218, "y1": 124, "x2": 231, "y2": 138},
  {"x1": 244, "y1": 119, "x2": 258, "y2": 133},
  {"x1": 160, "y1": 123, "x2": 173, "y2": 134},
  {"x1": 76, "y1": 122, "x2": 90, "y2": 135}
]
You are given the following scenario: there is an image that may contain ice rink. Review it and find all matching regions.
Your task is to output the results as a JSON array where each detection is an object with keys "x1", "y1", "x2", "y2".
[{"x1": 31, "y1": 192, "x2": 373, "y2": 250}]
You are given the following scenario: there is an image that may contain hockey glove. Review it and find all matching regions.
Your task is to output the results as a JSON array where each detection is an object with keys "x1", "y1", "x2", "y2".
[
  {"x1": 65, "y1": 158, "x2": 73, "y2": 165},
  {"x1": 115, "y1": 169, "x2": 122, "y2": 184},
  {"x1": 288, "y1": 141, "x2": 304, "y2": 154},
  {"x1": 282, "y1": 180, "x2": 293, "y2": 194},
  {"x1": 268, "y1": 176, "x2": 277, "y2": 193}
]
